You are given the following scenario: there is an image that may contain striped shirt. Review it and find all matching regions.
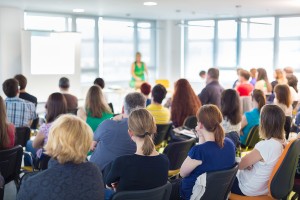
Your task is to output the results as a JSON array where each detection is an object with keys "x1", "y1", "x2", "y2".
[
  {"x1": 5, "y1": 97, "x2": 35, "y2": 127},
  {"x1": 147, "y1": 104, "x2": 170, "y2": 124}
]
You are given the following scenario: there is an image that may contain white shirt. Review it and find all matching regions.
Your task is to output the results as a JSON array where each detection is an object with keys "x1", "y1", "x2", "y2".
[
  {"x1": 274, "y1": 99, "x2": 293, "y2": 116},
  {"x1": 289, "y1": 86, "x2": 299, "y2": 102},
  {"x1": 237, "y1": 138, "x2": 283, "y2": 196}
]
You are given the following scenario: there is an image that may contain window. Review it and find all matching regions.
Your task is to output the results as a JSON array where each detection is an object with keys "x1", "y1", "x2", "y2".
[{"x1": 24, "y1": 13, "x2": 69, "y2": 31}]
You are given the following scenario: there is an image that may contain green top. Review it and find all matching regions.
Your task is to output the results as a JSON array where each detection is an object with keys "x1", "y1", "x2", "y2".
[
  {"x1": 86, "y1": 111, "x2": 113, "y2": 132},
  {"x1": 130, "y1": 62, "x2": 146, "y2": 88}
]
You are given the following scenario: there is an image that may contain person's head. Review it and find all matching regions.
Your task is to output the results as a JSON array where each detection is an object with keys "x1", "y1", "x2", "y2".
[
  {"x1": 14, "y1": 74, "x2": 27, "y2": 91},
  {"x1": 199, "y1": 71, "x2": 206, "y2": 79},
  {"x1": 274, "y1": 69, "x2": 287, "y2": 84},
  {"x1": 135, "y1": 52, "x2": 142, "y2": 62},
  {"x1": 0, "y1": 96, "x2": 9, "y2": 149},
  {"x1": 206, "y1": 68, "x2": 219, "y2": 83},
  {"x1": 140, "y1": 82, "x2": 151, "y2": 97},
  {"x1": 124, "y1": 92, "x2": 146, "y2": 115},
  {"x1": 172, "y1": 79, "x2": 201, "y2": 126},
  {"x1": 250, "y1": 68, "x2": 257, "y2": 79},
  {"x1": 251, "y1": 89, "x2": 266, "y2": 112},
  {"x1": 46, "y1": 93, "x2": 68, "y2": 123},
  {"x1": 221, "y1": 89, "x2": 241, "y2": 125},
  {"x1": 236, "y1": 68, "x2": 242, "y2": 76},
  {"x1": 45, "y1": 115, "x2": 93, "y2": 164},
  {"x1": 257, "y1": 68, "x2": 272, "y2": 92},
  {"x1": 2, "y1": 78, "x2": 19, "y2": 98},
  {"x1": 287, "y1": 74, "x2": 298, "y2": 93},
  {"x1": 85, "y1": 85, "x2": 111, "y2": 118},
  {"x1": 152, "y1": 84, "x2": 167, "y2": 104},
  {"x1": 196, "y1": 105, "x2": 224, "y2": 148},
  {"x1": 59, "y1": 77, "x2": 70, "y2": 91},
  {"x1": 284, "y1": 66, "x2": 294, "y2": 76},
  {"x1": 274, "y1": 84, "x2": 292, "y2": 108},
  {"x1": 259, "y1": 105, "x2": 285, "y2": 140},
  {"x1": 238, "y1": 69, "x2": 251, "y2": 83},
  {"x1": 93, "y1": 78, "x2": 105, "y2": 89},
  {"x1": 128, "y1": 108, "x2": 156, "y2": 156}
]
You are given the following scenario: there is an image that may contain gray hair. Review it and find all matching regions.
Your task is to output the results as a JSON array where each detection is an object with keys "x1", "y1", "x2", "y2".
[{"x1": 124, "y1": 92, "x2": 146, "y2": 115}]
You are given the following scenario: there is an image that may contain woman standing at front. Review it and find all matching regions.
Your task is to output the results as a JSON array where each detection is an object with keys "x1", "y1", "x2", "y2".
[{"x1": 130, "y1": 52, "x2": 149, "y2": 89}]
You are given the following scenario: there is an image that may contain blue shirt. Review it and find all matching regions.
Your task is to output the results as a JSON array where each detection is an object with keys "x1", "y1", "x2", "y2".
[
  {"x1": 180, "y1": 138, "x2": 235, "y2": 199},
  {"x1": 241, "y1": 108, "x2": 260, "y2": 145}
]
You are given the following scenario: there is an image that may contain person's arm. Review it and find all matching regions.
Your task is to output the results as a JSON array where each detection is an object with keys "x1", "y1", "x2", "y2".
[
  {"x1": 144, "y1": 63, "x2": 149, "y2": 81},
  {"x1": 238, "y1": 149, "x2": 262, "y2": 170},
  {"x1": 106, "y1": 158, "x2": 122, "y2": 187},
  {"x1": 131, "y1": 63, "x2": 141, "y2": 81},
  {"x1": 180, "y1": 156, "x2": 202, "y2": 178},
  {"x1": 77, "y1": 107, "x2": 87, "y2": 121},
  {"x1": 199, "y1": 88, "x2": 209, "y2": 105},
  {"x1": 240, "y1": 115, "x2": 248, "y2": 135},
  {"x1": 32, "y1": 131, "x2": 45, "y2": 149}
]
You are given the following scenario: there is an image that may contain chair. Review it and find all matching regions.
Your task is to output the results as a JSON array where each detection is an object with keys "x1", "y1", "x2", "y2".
[
  {"x1": 154, "y1": 123, "x2": 172, "y2": 149},
  {"x1": 240, "y1": 96, "x2": 253, "y2": 114},
  {"x1": 183, "y1": 116, "x2": 197, "y2": 130},
  {"x1": 155, "y1": 79, "x2": 170, "y2": 89},
  {"x1": 14, "y1": 127, "x2": 31, "y2": 147},
  {"x1": 163, "y1": 138, "x2": 196, "y2": 177},
  {"x1": 108, "y1": 102, "x2": 114, "y2": 114},
  {"x1": 230, "y1": 139, "x2": 300, "y2": 200},
  {"x1": 284, "y1": 116, "x2": 292, "y2": 140},
  {"x1": 111, "y1": 182, "x2": 172, "y2": 200},
  {"x1": 242, "y1": 125, "x2": 260, "y2": 151},
  {"x1": 200, "y1": 164, "x2": 239, "y2": 200},
  {"x1": 0, "y1": 145, "x2": 23, "y2": 199}
]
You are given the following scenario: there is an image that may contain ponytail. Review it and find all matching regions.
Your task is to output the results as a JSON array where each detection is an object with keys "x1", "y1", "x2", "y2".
[
  {"x1": 252, "y1": 89, "x2": 266, "y2": 113},
  {"x1": 142, "y1": 134, "x2": 155, "y2": 156},
  {"x1": 214, "y1": 124, "x2": 225, "y2": 148}
]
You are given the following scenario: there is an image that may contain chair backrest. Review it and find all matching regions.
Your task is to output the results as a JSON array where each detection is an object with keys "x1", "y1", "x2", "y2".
[
  {"x1": 183, "y1": 116, "x2": 197, "y2": 130},
  {"x1": 38, "y1": 153, "x2": 51, "y2": 170},
  {"x1": 163, "y1": 138, "x2": 196, "y2": 170},
  {"x1": 269, "y1": 139, "x2": 300, "y2": 199},
  {"x1": 0, "y1": 145, "x2": 23, "y2": 184},
  {"x1": 244, "y1": 125, "x2": 259, "y2": 148},
  {"x1": 155, "y1": 79, "x2": 170, "y2": 89},
  {"x1": 200, "y1": 164, "x2": 239, "y2": 200},
  {"x1": 284, "y1": 116, "x2": 292, "y2": 140},
  {"x1": 240, "y1": 96, "x2": 253, "y2": 114},
  {"x1": 14, "y1": 127, "x2": 31, "y2": 147},
  {"x1": 108, "y1": 102, "x2": 114, "y2": 114},
  {"x1": 154, "y1": 123, "x2": 172, "y2": 146},
  {"x1": 111, "y1": 182, "x2": 172, "y2": 200}
]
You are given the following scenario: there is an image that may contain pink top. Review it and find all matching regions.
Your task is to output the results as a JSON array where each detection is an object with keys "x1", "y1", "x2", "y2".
[{"x1": 7, "y1": 123, "x2": 15, "y2": 149}]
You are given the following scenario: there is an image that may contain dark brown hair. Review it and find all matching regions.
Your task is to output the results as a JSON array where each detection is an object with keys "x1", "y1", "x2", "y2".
[
  {"x1": 197, "y1": 105, "x2": 225, "y2": 148},
  {"x1": 257, "y1": 68, "x2": 272, "y2": 92},
  {"x1": 239, "y1": 70, "x2": 250, "y2": 81},
  {"x1": 2, "y1": 78, "x2": 19, "y2": 98},
  {"x1": 94, "y1": 78, "x2": 105, "y2": 89},
  {"x1": 221, "y1": 89, "x2": 242, "y2": 125},
  {"x1": 14, "y1": 74, "x2": 27, "y2": 90},
  {"x1": 260, "y1": 105, "x2": 285, "y2": 140},
  {"x1": 252, "y1": 89, "x2": 266, "y2": 112},
  {"x1": 0, "y1": 96, "x2": 9, "y2": 149},
  {"x1": 171, "y1": 79, "x2": 201, "y2": 127},
  {"x1": 207, "y1": 68, "x2": 219, "y2": 80},
  {"x1": 46, "y1": 93, "x2": 68, "y2": 123},
  {"x1": 287, "y1": 74, "x2": 298, "y2": 93},
  {"x1": 274, "y1": 84, "x2": 292, "y2": 108},
  {"x1": 140, "y1": 82, "x2": 151, "y2": 96}
]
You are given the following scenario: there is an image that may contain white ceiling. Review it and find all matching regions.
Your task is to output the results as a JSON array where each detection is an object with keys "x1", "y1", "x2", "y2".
[{"x1": 0, "y1": 0, "x2": 300, "y2": 20}]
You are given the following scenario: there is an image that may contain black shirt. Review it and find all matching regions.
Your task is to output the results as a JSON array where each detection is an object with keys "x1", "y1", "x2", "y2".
[
  {"x1": 19, "y1": 92, "x2": 38, "y2": 107},
  {"x1": 106, "y1": 154, "x2": 169, "y2": 192},
  {"x1": 198, "y1": 80, "x2": 224, "y2": 108}
]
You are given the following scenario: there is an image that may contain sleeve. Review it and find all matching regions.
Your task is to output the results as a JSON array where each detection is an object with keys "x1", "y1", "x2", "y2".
[
  {"x1": 93, "y1": 120, "x2": 108, "y2": 141},
  {"x1": 188, "y1": 146, "x2": 203, "y2": 161},
  {"x1": 254, "y1": 141, "x2": 269, "y2": 163},
  {"x1": 105, "y1": 157, "x2": 123, "y2": 186},
  {"x1": 236, "y1": 86, "x2": 241, "y2": 95},
  {"x1": 199, "y1": 88, "x2": 209, "y2": 105}
]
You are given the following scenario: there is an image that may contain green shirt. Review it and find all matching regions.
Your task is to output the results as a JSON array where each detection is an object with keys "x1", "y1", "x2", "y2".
[{"x1": 86, "y1": 111, "x2": 113, "y2": 132}]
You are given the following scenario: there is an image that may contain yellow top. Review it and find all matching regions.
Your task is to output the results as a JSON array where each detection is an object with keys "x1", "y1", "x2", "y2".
[{"x1": 147, "y1": 104, "x2": 171, "y2": 124}]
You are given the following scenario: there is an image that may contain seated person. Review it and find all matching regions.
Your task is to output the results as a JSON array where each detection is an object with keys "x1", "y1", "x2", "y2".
[
  {"x1": 17, "y1": 115, "x2": 104, "y2": 200},
  {"x1": 94, "y1": 77, "x2": 105, "y2": 89},
  {"x1": 231, "y1": 105, "x2": 285, "y2": 196},
  {"x1": 2, "y1": 78, "x2": 35, "y2": 127},
  {"x1": 147, "y1": 84, "x2": 170, "y2": 124},
  {"x1": 140, "y1": 82, "x2": 151, "y2": 106},
  {"x1": 236, "y1": 69, "x2": 253, "y2": 96},
  {"x1": 0, "y1": 96, "x2": 15, "y2": 150},
  {"x1": 105, "y1": 108, "x2": 169, "y2": 199},
  {"x1": 14, "y1": 74, "x2": 38, "y2": 106},
  {"x1": 59, "y1": 77, "x2": 78, "y2": 112},
  {"x1": 180, "y1": 105, "x2": 236, "y2": 200},
  {"x1": 274, "y1": 84, "x2": 293, "y2": 116},
  {"x1": 77, "y1": 85, "x2": 113, "y2": 132},
  {"x1": 240, "y1": 89, "x2": 266, "y2": 146},
  {"x1": 90, "y1": 92, "x2": 145, "y2": 171}
]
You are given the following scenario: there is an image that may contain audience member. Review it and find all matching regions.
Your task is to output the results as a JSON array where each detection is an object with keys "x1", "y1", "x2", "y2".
[
  {"x1": 284, "y1": 66, "x2": 294, "y2": 77},
  {"x1": 274, "y1": 84, "x2": 293, "y2": 116},
  {"x1": 198, "y1": 68, "x2": 224, "y2": 108},
  {"x1": 199, "y1": 71, "x2": 206, "y2": 80},
  {"x1": 90, "y1": 92, "x2": 145, "y2": 171},
  {"x1": 236, "y1": 69, "x2": 254, "y2": 96},
  {"x1": 17, "y1": 115, "x2": 104, "y2": 200},
  {"x1": 287, "y1": 74, "x2": 299, "y2": 102},
  {"x1": 77, "y1": 85, "x2": 113, "y2": 132},
  {"x1": 140, "y1": 82, "x2": 152, "y2": 106},
  {"x1": 147, "y1": 84, "x2": 170, "y2": 124},
  {"x1": 249, "y1": 68, "x2": 257, "y2": 86},
  {"x1": 2, "y1": 78, "x2": 35, "y2": 127},
  {"x1": 221, "y1": 89, "x2": 242, "y2": 148},
  {"x1": 273, "y1": 69, "x2": 288, "y2": 85},
  {"x1": 255, "y1": 68, "x2": 272, "y2": 94},
  {"x1": 105, "y1": 108, "x2": 169, "y2": 199},
  {"x1": 180, "y1": 105, "x2": 235, "y2": 200},
  {"x1": 240, "y1": 89, "x2": 266, "y2": 145},
  {"x1": 231, "y1": 105, "x2": 285, "y2": 196},
  {"x1": 232, "y1": 68, "x2": 242, "y2": 88},
  {"x1": 59, "y1": 77, "x2": 78, "y2": 112},
  {"x1": 171, "y1": 79, "x2": 201, "y2": 127},
  {"x1": 0, "y1": 96, "x2": 15, "y2": 150},
  {"x1": 14, "y1": 74, "x2": 38, "y2": 106},
  {"x1": 94, "y1": 77, "x2": 105, "y2": 89}
]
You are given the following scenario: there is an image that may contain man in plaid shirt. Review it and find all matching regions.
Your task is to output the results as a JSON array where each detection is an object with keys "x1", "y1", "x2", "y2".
[{"x1": 2, "y1": 78, "x2": 35, "y2": 127}]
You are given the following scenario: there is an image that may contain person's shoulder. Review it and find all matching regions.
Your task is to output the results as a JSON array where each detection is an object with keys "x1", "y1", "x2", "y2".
[
  {"x1": 158, "y1": 154, "x2": 169, "y2": 163},
  {"x1": 224, "y1": 137, "x2": 235, "y2": 149}
]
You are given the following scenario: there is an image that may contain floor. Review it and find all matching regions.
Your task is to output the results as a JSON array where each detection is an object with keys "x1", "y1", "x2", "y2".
[{"x1": 4, "y1": 181, "x2": 16, "y2": 200}]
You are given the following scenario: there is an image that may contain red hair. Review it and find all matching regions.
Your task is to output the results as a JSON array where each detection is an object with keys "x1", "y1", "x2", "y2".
[{"x1": 171, "y1": 79, "x2": 201, "y2": 127}]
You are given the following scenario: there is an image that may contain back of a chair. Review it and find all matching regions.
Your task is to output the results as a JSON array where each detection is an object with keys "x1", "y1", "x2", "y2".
[
  {"x1": 0, "y1": 145, "x2": 23, "y2": 184},
  {"x1": 154, "y1": 123, "x2": 172, "y2": 146},
  {"x1": 200, "y1": 164, "x2": 239, "y2": 200},
  {"x1": 244, "y1": 125, "x2": 259, "y2": 148},
  {"x1": 183, "y1": 116, "x2": 197, "y2": 130},
  {"x1": 240, "y1": 96, "x2": 253, "y2": 114},
  {"x1": 269, "y1": 139, "x2": 300, "y2": 199},
  {"x1": 108, "y1": 103, "x2": 114, "y2": 114},
  {"x1": 155, "y1": 79, "x2": 170, "y2": 89},
  {"x1": 38, "y1": 154, "x2": 51, "y2": 170},
  {"x1": 111, "y1": 182, "x2": 172, "y2": 200},
  {"x1": 15, "y1": 127, "x2": 31, "y2": 147},
  {"x1": 284, "y1": 116, "x2": 292, "y2": 140},
  {"x1": 163, "y1": 138, "x2": 196, "y2": 170}
]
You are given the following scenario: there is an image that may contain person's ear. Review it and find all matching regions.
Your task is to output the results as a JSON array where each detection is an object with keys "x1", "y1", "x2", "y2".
[{"x1": 128, "y1": 130, "x2": 135, "y2": 140}]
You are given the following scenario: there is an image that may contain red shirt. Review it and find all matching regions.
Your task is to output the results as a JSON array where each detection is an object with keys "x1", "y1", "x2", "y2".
[
  {"x1": 6, "y1": 123, "x2": 15, "y2": 149},
  {"x1": 237, "y1": 83, "x2": 254, "y2": 96}
]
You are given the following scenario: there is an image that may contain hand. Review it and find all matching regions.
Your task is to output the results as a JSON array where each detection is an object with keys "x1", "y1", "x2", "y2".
[
  {"x1": 135, "y1": 77, "x2": 142, "y2": 81},
  {"x1": 113, "y1": 114, "x2": 123, "y2": 121},
  {"x1": 111, "y1": 182, "x2": 118, "y2": 191},
  {"x1": 90, "y1": 141, "x2": 97, "y2": 151},
  {"x1": 246, "y1": 165, "x2": 253, "y2": 170}
]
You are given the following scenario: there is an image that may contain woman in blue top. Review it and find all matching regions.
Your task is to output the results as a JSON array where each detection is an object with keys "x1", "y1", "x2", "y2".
[
  {"x1": 240, "y1": 89, "x2": 266, "y2": 145},
  {"x1": 180, "y1": 105, "x2": 236, "y2": 200}
]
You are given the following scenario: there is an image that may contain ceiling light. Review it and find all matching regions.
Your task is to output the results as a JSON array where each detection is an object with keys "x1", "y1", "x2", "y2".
[
  {"x1": 73, "y1": 9, "x2": 85, "y2": 13},
  {"x1": 143, "y1": 2, "x2": 157, "y2": 6}
]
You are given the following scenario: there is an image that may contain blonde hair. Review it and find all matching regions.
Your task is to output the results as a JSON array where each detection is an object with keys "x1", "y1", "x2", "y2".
[
  {"x1": 128, "y1": 108, "x2": 156, "y2": 156},
  {"x1": 45, "y1": 115, "x2": 93, "y2": 164},
  {"x1": 274, "y1": 69, "x2": 287, "y2": 84}
]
